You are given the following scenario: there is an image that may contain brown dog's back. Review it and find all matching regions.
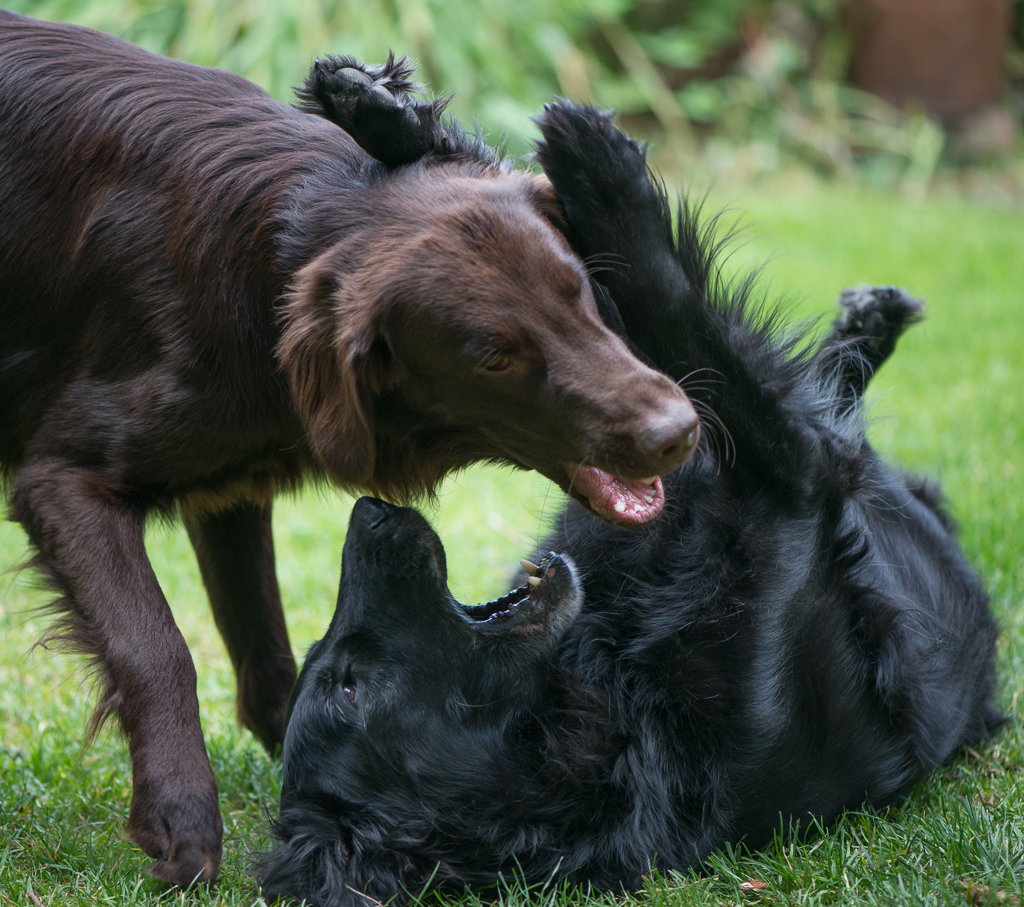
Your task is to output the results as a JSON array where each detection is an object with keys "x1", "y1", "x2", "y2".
[{"x1": 1, "y1": 14, "x2": 349, "y2": 484}]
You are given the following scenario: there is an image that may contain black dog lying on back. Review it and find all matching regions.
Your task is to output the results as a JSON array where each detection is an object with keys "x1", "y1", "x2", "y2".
[{"x1": 257, "y1": 95, "x2": 999, "y2": 905}]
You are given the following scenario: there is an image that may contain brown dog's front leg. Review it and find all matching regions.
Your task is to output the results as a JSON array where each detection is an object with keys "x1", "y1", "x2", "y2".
[
  {"x1": 12, "y1": 461, "x2": 222, "y2": 886},
  {"x1": 185, "y1": 502, "x2": 296, "y2": 752}
]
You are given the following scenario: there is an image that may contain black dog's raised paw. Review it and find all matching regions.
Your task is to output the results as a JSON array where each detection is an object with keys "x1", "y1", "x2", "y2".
[
  {"x1": 533, "y1": 102, "x2": 692, "y2": 364},
  {"x1": 305, "y1": 52, "x2": 419, "y2": 121},
  {"x1": 833, "y1": 286, "x2": 925, "y2": 364},
  {"x1": 534, "y1": 103, "x2": 662, "y2": 264},
  {"x1": 820, "y1": 286, "x2": 925, "y2": 409},
  {"x1": 297, "y1": 53, "x2": 459, "y2": 168}
]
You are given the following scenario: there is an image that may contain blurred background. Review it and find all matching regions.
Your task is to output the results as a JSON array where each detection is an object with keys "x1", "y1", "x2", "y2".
[{"x1": 9, "y1": 0, "x2": 1024, "y2": 197}]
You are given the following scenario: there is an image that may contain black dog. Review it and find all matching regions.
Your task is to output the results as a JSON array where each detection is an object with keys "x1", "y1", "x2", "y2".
[{"x1": 257, "y1": 102, "x2": 999, "y2": 905}]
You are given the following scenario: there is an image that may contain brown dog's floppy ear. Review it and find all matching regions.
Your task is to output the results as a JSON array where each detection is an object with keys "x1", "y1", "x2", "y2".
[
  {"x1": 526, "y1": 175, "x2": 569, "y2": 234},
  {"x1": 278, "y1": 253, "x2": 382, "y2": 488}
]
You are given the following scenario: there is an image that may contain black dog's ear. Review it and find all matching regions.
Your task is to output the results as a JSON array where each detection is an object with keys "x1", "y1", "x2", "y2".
[
  {"x1": 257, "y1": 801, "x2": 425, "y2": 907},
  {"x1": 257, "y1": 808, "x2": 371, "y2": 907},
  {"x1": 297, "y1": 53, "x2": 492, "y2": 169}
]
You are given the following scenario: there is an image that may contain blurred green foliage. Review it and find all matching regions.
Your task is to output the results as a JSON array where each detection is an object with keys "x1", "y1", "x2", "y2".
[
  {"x1": 10, "y1": 0, "x2": 1022, "y2": 182},
  {"x1": 10, "y1": 0, "x2": 616, "y2": 151}
]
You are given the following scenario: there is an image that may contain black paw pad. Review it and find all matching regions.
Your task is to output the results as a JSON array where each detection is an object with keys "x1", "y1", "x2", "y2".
[
  {"x1": 835, "y1": 286, "x2": 925, "y2": 340},
  {"x1": 298, "y1": 52, "x2": 460, "y2": 168}
]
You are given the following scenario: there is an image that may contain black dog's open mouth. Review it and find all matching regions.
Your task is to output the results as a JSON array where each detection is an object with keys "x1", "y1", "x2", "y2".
[{"x1": 459, "y1": 553, "x2": 582, "y2": 637}]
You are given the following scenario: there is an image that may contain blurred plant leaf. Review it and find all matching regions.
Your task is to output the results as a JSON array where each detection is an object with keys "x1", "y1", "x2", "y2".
[{"x1": 12, "y1": 0, "x2": 1018, "y2": 180}]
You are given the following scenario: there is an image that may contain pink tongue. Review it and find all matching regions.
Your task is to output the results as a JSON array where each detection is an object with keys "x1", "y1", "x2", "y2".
[{"x1": 567, "y1": 465, "x2": 666, "y2": 524}]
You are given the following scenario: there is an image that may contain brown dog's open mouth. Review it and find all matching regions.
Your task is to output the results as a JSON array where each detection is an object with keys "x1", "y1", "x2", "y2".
[
  {"x1": 459, "y1": 553, "x2": 581, "y2": 637},
  {"x1": 565, "y1": 464, "x2": 666, "y2": 525}
]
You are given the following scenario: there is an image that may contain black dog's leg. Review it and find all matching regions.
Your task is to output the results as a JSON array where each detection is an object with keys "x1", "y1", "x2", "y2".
[
  {"x1": 534, "y1": 103, "x2": 682, "y2": 360},
  {"x1": 533, "y1": 103, "x2": 818, "y2": 491},
  {"x1": 185, "y1": 502, "x2": 296, "y2": 752},
  {"x1": 816, "y1": 286, "x2": 925, "y2": 412},
  {"x1": 297, "y1": 54, "x2": 489, "y2": 167}
]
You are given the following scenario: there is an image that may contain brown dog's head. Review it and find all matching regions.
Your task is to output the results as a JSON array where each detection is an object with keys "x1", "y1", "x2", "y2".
[{"x1": 278, "y1": 169, "x2": 697, "y2": 525}]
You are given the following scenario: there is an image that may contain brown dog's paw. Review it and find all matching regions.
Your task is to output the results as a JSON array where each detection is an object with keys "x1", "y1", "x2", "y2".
[
  {"x1": 146, "y1": 842, "x2": 220, "y2": 887},
  {"x1": 127, "y1": 775, "x2": 223, "y2": 887}
]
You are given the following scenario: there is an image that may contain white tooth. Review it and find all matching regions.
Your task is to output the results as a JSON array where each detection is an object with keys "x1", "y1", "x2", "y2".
[
  {"x1": 520, "y1": 559, "x2": 539, "y2": 576},
  {"x1": 614, "y1": 500, "x2": 627, "y2": 513},
  {"x1": 645, "y1": 494, "x2": 655, "y2": 504},
  {"x1": 527, "y1": 576, "x2": 542, "y2": 587},
  {"x1": 633, "y1": 504, "x2": 643, "y2": 513}
]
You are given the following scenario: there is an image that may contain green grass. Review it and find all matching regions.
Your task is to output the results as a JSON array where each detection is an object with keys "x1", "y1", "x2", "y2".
[{"x1": 2, "y1": 181, "x2": 1023, "y2": 905}]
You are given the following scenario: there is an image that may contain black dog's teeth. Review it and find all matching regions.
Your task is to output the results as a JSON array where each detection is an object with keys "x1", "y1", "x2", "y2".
[
  {"x1": 521, "y1": 558, "x2": 544, "y2": 590},
  {"x1": 522, "y1": 555, "x2": 558, "y2": 587},
  {"x1": 460, "y1": 552, "x2": 565, "y2": 626},
  {"x1": 463, "y1": 556, "x2": 558, "y2": 623}
]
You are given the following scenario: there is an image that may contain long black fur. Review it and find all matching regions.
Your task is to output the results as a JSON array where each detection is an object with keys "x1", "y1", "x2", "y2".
[{"x1": 257, "y1": 102, "x2": 999, "y2": 906}]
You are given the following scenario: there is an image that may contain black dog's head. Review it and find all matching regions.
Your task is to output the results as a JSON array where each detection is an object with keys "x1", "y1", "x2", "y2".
[{"x1": 257, "y1": 497, "x2": 581, "y2": 907}]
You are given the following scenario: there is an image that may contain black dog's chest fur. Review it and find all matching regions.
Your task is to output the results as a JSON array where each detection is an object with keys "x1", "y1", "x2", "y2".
[{"x1": 550, "y1": 443, "x2": 989, "y2": 857}]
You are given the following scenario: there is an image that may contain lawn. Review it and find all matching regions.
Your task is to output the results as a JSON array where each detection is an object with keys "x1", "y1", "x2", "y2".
[{"x1": 1, "y1": 178, "x2": 1022, "y2": 906}]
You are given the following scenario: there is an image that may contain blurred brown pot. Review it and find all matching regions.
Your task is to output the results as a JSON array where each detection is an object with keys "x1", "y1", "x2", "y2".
[{"x1": 848, "y1": 0, "x2": 1011, "y2": 125}]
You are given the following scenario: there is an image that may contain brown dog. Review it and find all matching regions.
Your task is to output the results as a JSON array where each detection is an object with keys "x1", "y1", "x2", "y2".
[{"x1": 0, "y1": 12, "x2": 698, "y2": 888}]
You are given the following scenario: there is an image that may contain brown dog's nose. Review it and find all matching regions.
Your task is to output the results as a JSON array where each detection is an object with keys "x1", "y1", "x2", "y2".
[{"x1": 638, "y1": 401, "x2": 701, "y2": 471}]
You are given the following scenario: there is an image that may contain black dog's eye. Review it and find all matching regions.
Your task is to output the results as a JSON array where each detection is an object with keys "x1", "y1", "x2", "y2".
[
  {"x1": 340, "y1": 667, "x2": 357, "y2": 705},
  {"x1": 481, "y1": 352, "x2": 511, "y2": 372}
]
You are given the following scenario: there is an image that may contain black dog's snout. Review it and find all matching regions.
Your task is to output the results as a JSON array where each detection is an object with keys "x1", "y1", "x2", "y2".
[{"x1": 351, "y1": 496, "x2": 398, "y2": 531}]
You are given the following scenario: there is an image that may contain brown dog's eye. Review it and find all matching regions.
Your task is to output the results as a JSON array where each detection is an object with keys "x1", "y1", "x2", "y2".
[{"x1": 481, "y1": 353, "x2": 511, "y2": 372}]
